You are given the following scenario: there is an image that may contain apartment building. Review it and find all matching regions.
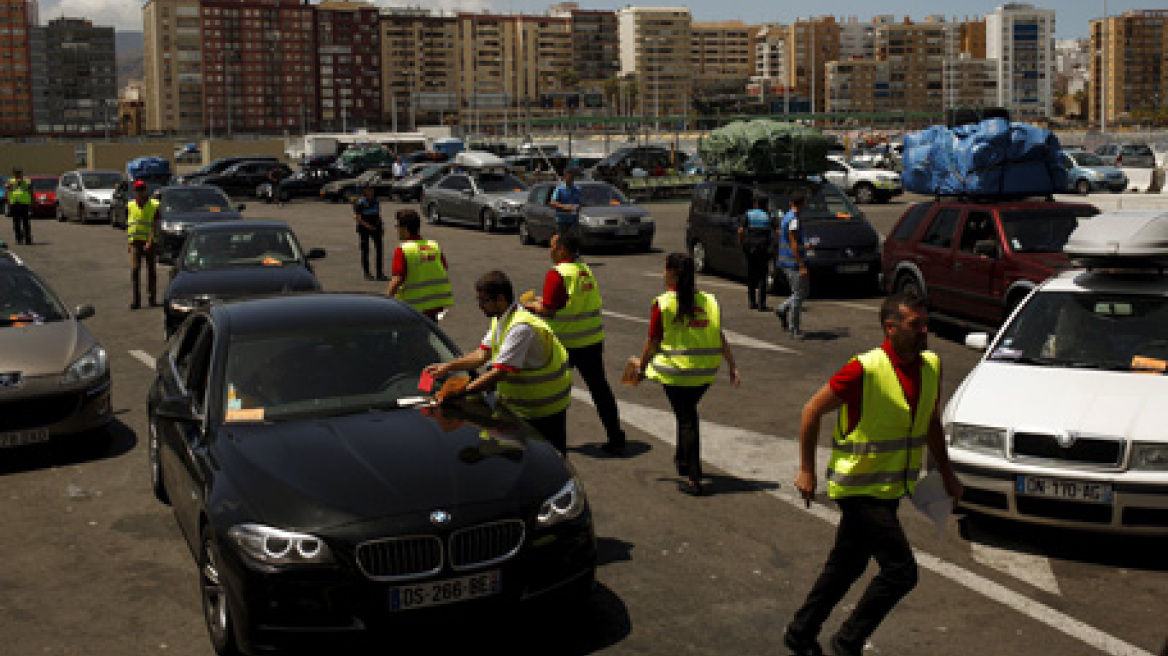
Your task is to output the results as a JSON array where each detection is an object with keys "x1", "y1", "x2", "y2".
[
  {"x1": 0, "y1": 0, "x2": 34, "y2": 136},
  {"x1": 618, "y1": 6, "x2": 693, "y2": 119},
  {"x1": 986, "y1": 2, "x2": 1054, "y2": 122},
  {"x1": 691, "y1": 21, "x2": 756, "y2": 100},
  {"x1": 29, "y1": 17, "x2": 117, "y2": 135},
  {"x1": 946, "y1": 54, "x2": 998, "y2": 109},
  {"x1": 550, "y1": 3, "x2": 618, "y2": 96},
  {"x1": 143, "y1": 0, "x2": 202, "y2": 134},
  {"x1": 786, "y1": 16, "x2": 840, "y2": 114},
  {"x1": 316, "y1": 1, "x2": 381, "y2": 132},
  {"x1": 827, "y1": 60, "x2": 892, "y2": 113},
  {"x1": 1089, "y1": 10, "x2": 1167, "y2": 127},
  {"x1": 200, "y1": 0, "x2": 316, "y2": 135},
  {"x1": 838, "y1": 15, "x2": 895, "y2": 61},
  {"x1": 960, "y1": 17, "x2": 987, "y2": 59},
  {"x1": 119, "y1": 80, "x2": 147, "y2": 137},
  {"x1": 380, "y1": 8, "x2": 458, "y2": 129}
]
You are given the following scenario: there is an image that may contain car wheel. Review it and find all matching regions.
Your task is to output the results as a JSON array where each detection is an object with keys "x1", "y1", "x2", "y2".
[
  {"x1": 147, "y1": 417, "x2": 170, "y2": 505},
  {"x1": 278, "y1": 190, "x2": 290, "y2": 203},
  {"x1": 201, "y1": 533, "x2": 243, "y2": 656},
  {"x1": 480, "y1": 208, "x2": 496, "y2": 233},
  {"x1": 77, "y1": 204, "x2": 87, "y2": 225},
  {"x1": 57, "y1": 204, "x2": 67, "y2": 222},
  {"x1": 518, "y1": 219, "x2": 534, "y2": 245},
  {"x1": 854, "y1": 183, "x2": 876, "y2": 205},
  {"x1": 426, "y1": 204, "x2": 441, "y2": 225},
  {"x1": 896, "y1": 272, "x2": 925, "y2": 304},
  {"x1": 690, "y1": 240, "x2": 710, "y2": 274},
  {"x1": 1075, "y1": 179, "x2": 1091, "y2": 196}
]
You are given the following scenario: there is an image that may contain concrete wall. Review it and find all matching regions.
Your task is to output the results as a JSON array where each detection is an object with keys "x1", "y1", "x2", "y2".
[
  {"x1": 0, "y1": 144, "x2": 81, "y2": 177},
  {"x1": 86, "y1": 142, "x2": 175, "y2": 172},
  {"x1": 201, "y1": 139, "x2": 289, "y2": 164}
]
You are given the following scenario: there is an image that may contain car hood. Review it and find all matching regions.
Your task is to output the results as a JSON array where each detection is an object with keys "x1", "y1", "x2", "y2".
[
  {"x1": 323, "y1": 178, "x2": 360, "y2": 191},
  {"x1": 166, "y1": 266, "x2": 320, "y2": 300},
  {"x1": 946, "y1": 361, "x2": 1168, "y2": 443},
  {"x1": 85, "y1": 189, "x2": 115, "y2": 199},
  {"x1": 802, "y1": 217, "x2": 880, "y2": 249},
  {"x1": 484, "y1": 191, "x2": 528, "y2": 204},
  {"x1": 1079, "y1": 165, "x2": 1125, "y2": 177},
  {"x1": 162, "y1": 211, "x2": 242, "y2": 227},
  {"x1": 578, "y1": 205, "x2": 648, "y2": 219},
  {"x1": 0, "y1": 320, "x2": 92, "y2": 375},
  {"x1": 215, "y1": 405, "x2": 569, "y2": 531}
]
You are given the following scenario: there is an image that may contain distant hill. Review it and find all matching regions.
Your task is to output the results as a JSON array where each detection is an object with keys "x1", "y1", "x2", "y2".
[{"x1": 116, "y1": 31, "x2": 144, "y2": 89}]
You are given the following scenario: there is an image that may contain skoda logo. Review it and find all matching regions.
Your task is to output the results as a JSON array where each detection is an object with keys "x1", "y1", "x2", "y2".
[
  {"x1": 430, "y1": 510, "x2": 452, "y2": 526},
  {"x1": 1056, "y1": 432, "x2": 1077, "y2": 449}
]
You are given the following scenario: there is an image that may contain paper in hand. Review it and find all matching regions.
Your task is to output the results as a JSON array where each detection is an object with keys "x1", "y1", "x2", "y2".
[{"x1": 910, "y1": 470, "x2": 953, "y2": 537}]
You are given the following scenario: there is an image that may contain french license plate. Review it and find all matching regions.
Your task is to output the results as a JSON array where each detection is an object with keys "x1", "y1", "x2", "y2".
[
  {"x1": 0, "y1": 429, "x2": 50, "y2": 448},
  {"x1": 1016, "y1": 475, "x2": 1113, "y2": 504},
  {"x1": 389, "y1": 570, "x2": 501, "y2": 611},
  {"x1": 836, "y1": 263, "x2": 869, "y2": 274},
  {"x1": 616, "y1": 226, "x2": 638, "y2": 236}
]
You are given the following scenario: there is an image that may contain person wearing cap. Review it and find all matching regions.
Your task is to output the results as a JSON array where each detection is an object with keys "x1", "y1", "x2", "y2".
[
  {"x1": 126, "y1": 180, "x2": 162, "y2": 309},
  {"x1": 385, "y1": 208, "x2": 452, "y2": 321},
  {"x1": 549, "y1": 166, "x2": 583, "y2": 239},
  {"x1": 353, "y1": 185, "x2": 386, "y2": 281},
  {"x1": 5, "y1": 168, "x2": 32, "y2": 245}
]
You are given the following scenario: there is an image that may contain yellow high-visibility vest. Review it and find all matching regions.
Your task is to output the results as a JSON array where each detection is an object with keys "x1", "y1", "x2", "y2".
[
  {"x1": 826, "y1": 347, "x2": 940, "y2": 500},
  {"x1": 646, "y1": 290, "x2": 722, "y2": 387},
  {"x1": 546, "y1": 261, "x2": 604, "y2": 349},
  {"x1": 127, "y1": 199, "x2": 159, "y2": 243},
  {"x1": 395, "y1": 239, "x2": 453, "y2": 312},
  {"x1": 8, "y1": 179, "x2": 31, "y2": 205},
  {"x1": 490, "y1": 308, "x2": 572, "y2": 419}
]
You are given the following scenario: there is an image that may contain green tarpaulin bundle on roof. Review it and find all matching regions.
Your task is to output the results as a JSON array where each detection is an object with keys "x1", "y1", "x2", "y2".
[{"x1": 698, "y1": 120, "x2": 833, "y2": 176}]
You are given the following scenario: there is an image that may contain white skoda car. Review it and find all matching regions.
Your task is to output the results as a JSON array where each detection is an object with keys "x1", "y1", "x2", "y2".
[{"x1": 944, "y1": 211, "x2": 1168, "y2": 534}]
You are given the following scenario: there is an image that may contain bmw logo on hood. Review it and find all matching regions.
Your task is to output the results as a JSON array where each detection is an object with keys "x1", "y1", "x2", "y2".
[{"x1": 430, "y1": 510, "x2": 452, "y2": 526}]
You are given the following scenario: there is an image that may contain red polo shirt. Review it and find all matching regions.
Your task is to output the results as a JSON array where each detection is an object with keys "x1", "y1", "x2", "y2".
[
  {"x1": 391, "y1": 238, "x2": 448, "y2": 278},
  {"x1": 647, "y1": 285, "x2": 681, "y2": 341},
  {"x1": 828, "y1": 339, "x2": 940, "y2": 436},
  {"x1": 540, "y1": 256, "x2": 573, "y2": 312}
]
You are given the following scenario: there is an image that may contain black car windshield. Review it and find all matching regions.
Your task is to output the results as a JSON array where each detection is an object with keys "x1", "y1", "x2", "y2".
[
  {"x1": 30, "y1": 178, "x2": 57, "y2": 191},
  {"x1": 161, "y1": 188, "x2": 231, "y2": 214},
  {"x1": 476, "y1": 173, "x2": 527, "y2": 193},
  {"x1": 0, "y1": 270, "x2": 67, "y2": 326},
  {"x1": 990, "y1": 291, "x2": 1168, "y2": 372},
  {"x1": 81, "y1": 172, "x2": 122, "y2": 189},
  {"x1": 223, "y1": 323, "x2": 459, "y2": 421},
  {"x1": 579, "y1": 184, "x2": 630, "y2": 206},
  {"x1": 1069, "y1": 152, "x2": 1106, "y2": 167},
  {"x1": 1000, "y1": 208, "x2": 1097, "y2": 253},
  {"x1": 182, "y1": 228, "x2": 301, "y2": 269},
  {"x1": 762, "y1": 182, "x2": 861, "y2": 221}
]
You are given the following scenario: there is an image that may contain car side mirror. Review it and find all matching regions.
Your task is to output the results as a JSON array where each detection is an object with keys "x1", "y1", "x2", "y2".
[
  {"x1": 306, "y1": 247, "x2": 326, "y2": 260},
  {"x1": 156, "y1": 394, "x2": 199, "y2": 423},
  {"x1": 964, "y1": 332, "x2": 989, "y2": 352},
  {"x1": 74, "y1": 304, "x2": 95, "y2": 320},
  {"x1": 973, "y1": 240, "x2": 1000, "y2": 259},
  {"x1": 236, "y1": 204, "x2": 246, "y2": 212}
]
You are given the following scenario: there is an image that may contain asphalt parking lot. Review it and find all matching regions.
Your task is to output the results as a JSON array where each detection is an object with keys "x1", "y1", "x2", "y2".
[{"x1": 1, "y1": 192, "x2": 1166, "y2": 655}]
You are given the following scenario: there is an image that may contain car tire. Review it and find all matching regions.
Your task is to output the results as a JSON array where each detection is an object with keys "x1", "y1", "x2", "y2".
[
  {"x1": 200, "y1": 532, "x2": 244, "y2": 656},
  {"x1": 690, "y1": 240, "x2": 710, "y2": 274},
  {"x1": 896, "y1": 272, "x2": 926, "y2": 305},
  {"x1": 57, "y1": 204, "x2": 67, "y2": 222},
  {"x1": 77, "y1": 204, "x2": 87, "y2": 225},
  {"x1": 147, "y1": 417, "x2": 170, "y2": 505},
  {"x1": 1075, "y1": 179, "x2": 1091, "y2": 196},
  {"x1": 278, "y1": 190, "x2": 290, "y2": 203},
  {"x1": 854, "y1": 183, "x2": 876, "y2": 205},
  {"x1": 518, "y1": 219, "x2": 534, "y2": 245},
  {"x1": 480, "y1": 208, "x2": 496, "y2": 233},
  {"x1": 426, "y1": 203, "x2": 441, "y2": 225}
]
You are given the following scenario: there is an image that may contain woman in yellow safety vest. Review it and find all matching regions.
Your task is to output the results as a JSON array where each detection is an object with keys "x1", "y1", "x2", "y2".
[{"x1": 637, "y1": 252, "x2": 740, "y2": 495}]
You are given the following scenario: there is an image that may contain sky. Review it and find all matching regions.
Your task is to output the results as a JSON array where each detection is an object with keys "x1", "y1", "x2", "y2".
[{"x1": 35, "y1": 0, "x2": 1153, "y2": 38}]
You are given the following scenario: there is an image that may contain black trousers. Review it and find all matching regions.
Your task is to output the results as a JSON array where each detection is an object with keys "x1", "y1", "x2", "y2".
[
  {"x1": 789, "y1": 497, "x2": 918, "y2": 646},
  {"x1": 10, "y1": 203, "x2": 31, "y2": 244},
  {"x1": 357, "y1": 227, "x2": 384, "y2": 276},
  {"x1": 525, "y1": 409, "x2": 568, "y2": 456},
  {"x1": 567, "y1": 341, "x2": 625, "y2": 447},
  {"x1": 663, "y1": 383, "x2": 709, "y2": 481},
  {"x1": 745, "y1": 250, "x2": 770, "y2": 308}
]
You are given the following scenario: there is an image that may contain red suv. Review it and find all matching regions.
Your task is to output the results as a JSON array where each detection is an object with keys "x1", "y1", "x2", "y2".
[{"x1": 882, "y1": 199, "x2": 1099, "y2": 325}]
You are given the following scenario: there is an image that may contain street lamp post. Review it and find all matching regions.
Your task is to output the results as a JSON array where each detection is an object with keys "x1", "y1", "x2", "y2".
[{"x1": 405, "y1": 69, "x2": 416, "y2": 132}]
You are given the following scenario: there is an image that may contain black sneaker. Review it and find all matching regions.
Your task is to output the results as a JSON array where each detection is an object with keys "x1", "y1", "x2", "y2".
[
  {"x1": 363, "y1": 273, "x2": 375, "y2": 281},
  {"x1": 376, "y1": 274, "x2": 389, "y2": 281},
  {"x1": 775, "y1": 307, "x2": 790, "y2": 330},
  {"x1": 829, "y1": 634, "x2": 863, "y2": 656},
  {"x1": 783, "y1": 626, "x2": 823, "y2": 656}
]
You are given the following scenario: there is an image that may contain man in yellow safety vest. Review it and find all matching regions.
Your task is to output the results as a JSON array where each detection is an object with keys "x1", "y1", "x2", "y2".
[
  {"x1": 386, "y1": 209, "x2": 452, "y2": 321},
  {"x1": 424, "y1": 270, "x2": 572, "y2": 454},
  {"x1": 524, "y1": 232, "x2": 626, "y2": 455},
  {"x1": 783, "y1": 293, "x2": 963, "y2": 656},
  {"x1": 5, "y1": 168, "x2": 33, "y2": 245},
  {"x1": 126, "y1": 180, "x2": 162, "y2": 309}
]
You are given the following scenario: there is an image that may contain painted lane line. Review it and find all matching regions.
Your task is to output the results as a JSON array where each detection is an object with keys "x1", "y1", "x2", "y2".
[
  {"x1": 601, "y1": 309, "x2": 800, "y2": 355},
  {"x1": 574, "y1": 388, "x2": 1152, "y2": 656},
  {"x1": 969, "y1": 539, "x2": 1061, "y2": 596},
  {"x1": 129, "y1": 350, "x2": 156, "y2": 369}
]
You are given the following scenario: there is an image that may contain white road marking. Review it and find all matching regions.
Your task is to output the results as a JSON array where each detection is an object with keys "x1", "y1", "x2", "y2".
[
  {"x1": 574, "y1": 388, "x2": 1153, "y2": 656},
  {"x1": 129, "y1": 350, "x2": 156, "y2": 368},
  {"x1": 602, "y1": 310, "x2": 799, "y2": 354},
  {"x1": 969, "y1": 539, "x2": 1062, "y2": 596}
]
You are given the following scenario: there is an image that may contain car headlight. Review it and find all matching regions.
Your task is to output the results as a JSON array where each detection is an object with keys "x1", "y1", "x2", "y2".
[
  {"x1": 536, "y1": 478, "x2": 585, "y2": 527},
  {"x1": 495, "y1": 199, "x2": 522, "y2": 211},
  {"x1": 227, "y1": 524, "x2": 334, "y2": 565},
  {"x1": 578, "y1": 215, "x2": 602, "y2": 227},
  {"x1": 167, "y1": 297, "x2": 199, "y2": 313},
  {"x1": 948, "y1": 424, "x2": 1006, "y2": 456},
  {"x1": 161, "y1": 222, "x2": 185, "y2": 234},
  {"x1": 1131, "y1": 443, "x2": 1168, "y2": 471},
  {"x1": 1087, "y1": 170, "x2": 1105, "y2": 180},
  {"x1": 62, "y1": 344, "x2": 108, "y2": 384}
]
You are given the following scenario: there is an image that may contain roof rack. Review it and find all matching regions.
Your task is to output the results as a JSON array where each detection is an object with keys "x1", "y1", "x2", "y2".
[
  {"x1": 932, "y1": 193, "x2": 1056, "y2": 203},
  {"x1": 1064, "y1": 210, "x2": 1168, "y2": 270}
]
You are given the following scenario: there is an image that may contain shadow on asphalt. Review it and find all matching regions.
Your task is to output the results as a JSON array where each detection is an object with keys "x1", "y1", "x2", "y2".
[
  {"x1": 0, "y1": 419, "x2": 137, "y2": 476},
  {"x1": 572, "y1": 440, "x2": 653, "y2": 460},
  {"x1": 655, "y1": 472, "x2": 781, "y2": 498},
  {"x1": 957, "y1": 512, "x2": 1168, "y2": 572}
]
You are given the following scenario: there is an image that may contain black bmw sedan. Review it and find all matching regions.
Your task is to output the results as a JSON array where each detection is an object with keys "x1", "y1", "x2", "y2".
[
  {"x1": 162, "y1": 220, "x2": 325, "y2": 336},
  {"x1": 147, "y1": 294, "x2": 596, "y2": 656}
]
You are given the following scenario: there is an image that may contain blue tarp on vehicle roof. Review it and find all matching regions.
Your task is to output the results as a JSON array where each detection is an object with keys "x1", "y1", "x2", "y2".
[
  {"x1": 127, "y1": 156, "x2": 172, "y2": 180},
  {"x1": 901, "y1": 119, "x2": 1067, "y2": 196}
]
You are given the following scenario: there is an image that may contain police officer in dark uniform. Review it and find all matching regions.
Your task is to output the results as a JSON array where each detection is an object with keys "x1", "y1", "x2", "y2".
[
  {"x1": 737, "y1": 194, "x2": 776, "y2": 311},
  {"x1": 353, "y1": 185, "x2": 386, "y2": 281}
]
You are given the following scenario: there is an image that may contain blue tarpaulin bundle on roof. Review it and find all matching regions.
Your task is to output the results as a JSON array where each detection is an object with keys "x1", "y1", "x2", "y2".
[
  {"x1": 127, "y1": 156, "x2": 172, "y2": 181},
  {"x1": 900, "y1": 119, "x2": 1067, "y2": 196}
]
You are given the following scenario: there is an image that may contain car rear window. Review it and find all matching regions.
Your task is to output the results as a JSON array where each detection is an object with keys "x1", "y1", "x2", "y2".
[
  {"x1": 890, "y1": 203, "x2": 934, "y2": 241},
  {"x1": 1000, "y1": 207, "x2": 1099, "y2": 253},
  {"x1": 1124, "y1": 145, "x2": 1153, "y2": 156}
]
